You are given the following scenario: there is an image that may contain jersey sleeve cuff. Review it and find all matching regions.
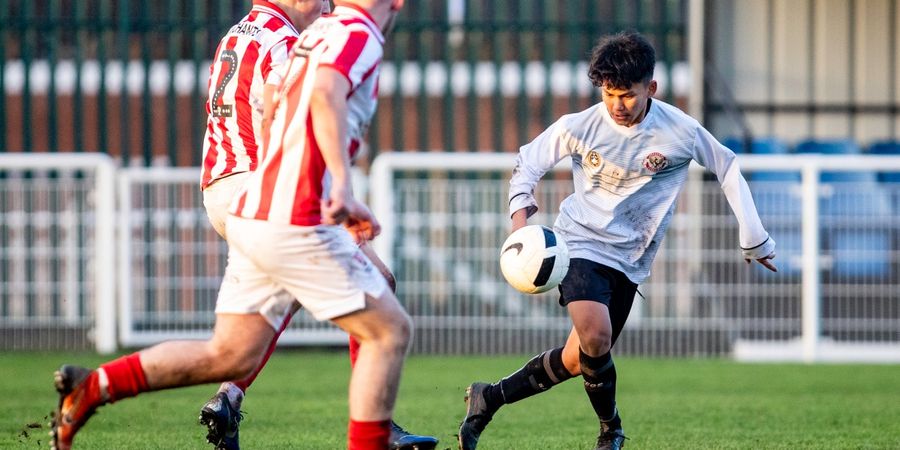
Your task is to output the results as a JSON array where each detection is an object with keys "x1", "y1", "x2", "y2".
[
  {"x1": 741, "y1": 235, "x2": 776, "y2": 260},
  {"x1": 509, "y1": 193, "x2": 538, "y2": 218}
]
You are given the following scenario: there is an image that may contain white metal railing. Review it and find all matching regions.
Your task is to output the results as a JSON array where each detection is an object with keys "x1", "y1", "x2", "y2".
[
  {"x1": 0, "y1": 153, "x2": 116, "y2": 353},
  {"x1": 371, "y1": 153, "x2": 900, "y2": 362},
  {"x1": 2, "y1": 153, "x2": 898, "y2": 360},
  {"x1": 116, "y1": 167, "x2": 348, "y2": 347}
]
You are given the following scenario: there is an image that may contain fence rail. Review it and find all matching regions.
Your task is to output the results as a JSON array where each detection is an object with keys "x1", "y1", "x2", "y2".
[
  {"x1": 371, "y1": 153, "x2": 900, "y2": 361},
  {"x1": 2, "y1": 152, "x2": 899, "y2": 361}
]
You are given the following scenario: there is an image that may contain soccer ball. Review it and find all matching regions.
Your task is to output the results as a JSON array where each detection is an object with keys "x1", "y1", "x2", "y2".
[{"x1": 499, "y1": 225, "x2": 569, "y2": 294}]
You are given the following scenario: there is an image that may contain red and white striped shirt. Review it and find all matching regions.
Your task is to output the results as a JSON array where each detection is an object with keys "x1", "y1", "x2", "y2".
[
  {"x1": 200, "y1": 0, "x2": 300, "y2": 190},
  {"x1": 230, "y1": 5, "x2": 384, "y2": 226}
]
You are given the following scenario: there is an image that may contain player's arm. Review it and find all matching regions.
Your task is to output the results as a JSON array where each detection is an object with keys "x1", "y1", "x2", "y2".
[
  {"x1": 692, "y1": 127, "x2": 777, "y2": 272},
  {"x1": 262, "y1": 39, "x2": 294, "y2": 146},
  {"x1": 510, "y1": 208, "x2": 529, "y2": 232},
  {"x1": 508, "y1": 118, "x2": 571, "y2": 230},
  {"x1": 311, "y1": 66, "x2": 379, "y2": 241}
]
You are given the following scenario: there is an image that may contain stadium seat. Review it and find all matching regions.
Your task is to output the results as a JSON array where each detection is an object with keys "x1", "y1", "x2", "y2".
[
  {"x1": 867, "y1": 141, "x2": 900, "y2": 184},
  {"x1": 722, "y1": 136, "x2": 789, "y2": 155},
  {"x1": 738, "y1": 138, "x2": 801, "y2": 232},
  {"x1": 829, "y1": 229, "x2": 891, "y2": 278},
  {"x1": 793, "y1": 139, "x2": 864, "y2": 182},
  {"x1": 793, "y1": 140, "x2": 891, "y2": 277},
  {"x1": 723, "y1": 137, "x2": 798, "y2": 183}
]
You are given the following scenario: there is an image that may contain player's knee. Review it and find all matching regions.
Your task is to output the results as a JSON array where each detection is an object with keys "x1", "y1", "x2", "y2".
[
  {"x1": 206, "y1": 340, "x2": 263, "y2": 380},
  {"x1": 580, "y1": 331, "x2": 612, "y2": 357},
  {"x1": 386, "y1": 309, "x2": 412, "y2": 353}
]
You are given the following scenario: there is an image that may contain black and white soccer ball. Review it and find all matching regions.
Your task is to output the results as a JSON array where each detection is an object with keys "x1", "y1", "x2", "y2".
[{"x1": 499, "y1": 225, "x2": 569, "y2": 294}]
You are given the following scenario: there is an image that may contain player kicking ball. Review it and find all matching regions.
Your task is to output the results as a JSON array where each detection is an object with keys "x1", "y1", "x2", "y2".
[{"x1": 458, "y1": 31, "x2": 777, "y2": 450}]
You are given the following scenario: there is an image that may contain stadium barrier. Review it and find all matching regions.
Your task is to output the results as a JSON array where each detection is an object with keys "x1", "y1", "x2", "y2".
[
  {"x1": 370, "y1": 153, "x2": 900, "y2": 362},
  {"x1": 0, "y1": 153, "x2": 116, "y2": 353},
  {"x1": 1, "y1": 152, "x2": 899, "y2": 362}
]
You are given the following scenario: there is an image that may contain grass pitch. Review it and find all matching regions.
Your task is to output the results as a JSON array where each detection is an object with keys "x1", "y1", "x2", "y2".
[{"x1": 2, "y1": 350, "x2": 899, "y2": 449}]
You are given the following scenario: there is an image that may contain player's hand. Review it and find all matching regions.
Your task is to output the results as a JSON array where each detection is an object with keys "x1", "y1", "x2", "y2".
[
  {"x1": 321, "y1": 185, "x2": 355, "y2": 225},
  {"x1": 322, "y1": 186, "x2": 380, "y2": 240},
  {"x1": 344, "y1": 212, "x2": 380, "y2": 243},
  {"x1": 746, "y1": 252, "x2": 778, "y2": 272}
]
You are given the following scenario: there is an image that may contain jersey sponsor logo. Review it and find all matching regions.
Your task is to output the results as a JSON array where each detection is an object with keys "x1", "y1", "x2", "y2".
[
  {"x1": 587, "y1": 150, "x2": 602, "y2": 167},
  {"x1": 643, "y1": 152, "x2": 668, "y2": 172}
]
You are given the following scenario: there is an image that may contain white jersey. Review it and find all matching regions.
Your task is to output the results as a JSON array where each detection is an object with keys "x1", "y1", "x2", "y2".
[
  {"x1": 509, "y1": 99, "x2": 774, "y2": 284},
  {"x1": 231, "y1": 5, "x2": 383, "y2": 226}
]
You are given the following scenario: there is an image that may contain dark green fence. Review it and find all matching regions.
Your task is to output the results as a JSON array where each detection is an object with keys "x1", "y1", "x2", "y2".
[{"x1": 1, "y1": 0, "x2": 688, "y2": 165}]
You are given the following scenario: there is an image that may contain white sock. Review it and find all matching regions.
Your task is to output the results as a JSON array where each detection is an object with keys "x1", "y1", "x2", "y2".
[{"x1": 218, "y1": 382, "x2": 244, "y2": 409}]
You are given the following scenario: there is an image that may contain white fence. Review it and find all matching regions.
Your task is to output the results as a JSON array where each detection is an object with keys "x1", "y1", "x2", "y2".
[
  {"x1": 0, "y1": 153, "x2": 116, "y2": 353},
  {"x1": 116, "y1": 167, "x2": 347, "y2": 348},
  {"x1": 1, "y1": 152, "x2": 899, "y2": 361},
  {"x1": 370, "y1": 153, "x2": 900, "y2": 361}
]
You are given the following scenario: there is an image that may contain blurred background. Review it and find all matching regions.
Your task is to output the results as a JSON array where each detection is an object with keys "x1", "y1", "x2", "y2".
[{"x1": 1, "y1": 1, "x2": 898, "y2": 363}]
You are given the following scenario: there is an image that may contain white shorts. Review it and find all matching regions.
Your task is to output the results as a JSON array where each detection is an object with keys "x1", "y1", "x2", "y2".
[
  {"x1": 202, "y1": 172, "x2": 252, "y2": 240},
  {"x1": 215, "y1": 216, "x2": 389, "y2": 328}
]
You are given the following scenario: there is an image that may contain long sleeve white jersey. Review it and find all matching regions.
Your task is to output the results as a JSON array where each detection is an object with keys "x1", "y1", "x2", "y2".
[{"x1": 509, "y1": 99, "x2": 775, "y2": 284}]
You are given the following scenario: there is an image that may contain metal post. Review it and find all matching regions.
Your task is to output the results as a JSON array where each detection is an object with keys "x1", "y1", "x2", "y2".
[
  {"x1": 688, "y1": 0, "x2": 705, "y2": 121},
  {"x1": 95, "y1": 156, "x2": 117, "y2": 353},
  {"x1": 800, "y1": 161, "x2": 821, "y2": 363}
]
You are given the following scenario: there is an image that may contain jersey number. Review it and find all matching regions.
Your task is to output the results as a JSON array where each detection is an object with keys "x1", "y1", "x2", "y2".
[{"x1": 212, "y1": 49, "x2": 238, "y2": 118}]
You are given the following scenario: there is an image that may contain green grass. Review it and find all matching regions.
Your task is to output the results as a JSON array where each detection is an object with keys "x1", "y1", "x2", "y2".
[{"x1": 2, "y1": 351, "x2": 899, "y2": 449}]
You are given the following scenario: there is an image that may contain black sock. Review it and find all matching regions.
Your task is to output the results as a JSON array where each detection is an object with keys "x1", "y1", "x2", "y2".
[
  {"x1": 580, "y1": 349, "x2": 620, "y2": 427},
  {"x1": 482, "y1": 347, "x2": 574, "y2": 411}
]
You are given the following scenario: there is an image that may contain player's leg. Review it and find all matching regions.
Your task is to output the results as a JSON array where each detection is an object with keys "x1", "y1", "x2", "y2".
[
  {"x1": 199, "y1": 174, "x2": 283, "y2": 449},
  {"x1": 458, "y1": 261, "x2": 607, "y2": 450},
  {"x1": 199, "y1": 299, "x2": 300, "y2": 450},
  {"x1": 51, "y1": 313, "x2": 276, "y2": 450},
  {"x1": 331, "y1": 290, "x2": 412, "y2": 450},
  {"x1": 565, "y1": 261, "x2": 637, "y2": 450},
  {"x1": 255, "y1": 221, "x2": 412, "y2": 450},
  {"x1": 352, "y1": 242, "x2": 438, "y2": 450}
]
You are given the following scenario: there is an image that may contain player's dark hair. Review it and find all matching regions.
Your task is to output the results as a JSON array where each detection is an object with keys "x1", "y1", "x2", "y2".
[{"x1": 588, "y1": 31, "x2": 656, "y2": 89}]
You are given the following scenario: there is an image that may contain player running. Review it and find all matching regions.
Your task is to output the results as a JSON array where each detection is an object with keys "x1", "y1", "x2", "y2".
[
  {"x1": 457, "y1": 31, "x2": 777, "y2": 450},
  {"x1": 199, "y1": 1, "x2": 435, "y2": 449},
  {"x1": 50, "y1": 2, "x2": 424, "y2": 450}
]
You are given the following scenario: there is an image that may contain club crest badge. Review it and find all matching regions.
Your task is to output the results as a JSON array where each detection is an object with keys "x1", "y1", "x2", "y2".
[
  {"x1": 643, "y1": 152, "x2": 668, "y2": 172},
  {"x1": 587, "y1": 150, "x2": 601, "y2": 167}
]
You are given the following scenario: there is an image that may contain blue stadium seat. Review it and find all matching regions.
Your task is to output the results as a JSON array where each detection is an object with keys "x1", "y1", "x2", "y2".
[
  {"x1": 794, "y1": 139, "x2": 864, "y2": 182},
  {"x1": 830, "y1": 229, "x2": 891, "y2": 278},
  {"x1": 794, "y1": 139, "x2": 860, "y2": 155},
  {"x1": 735, "y1": 138, "x2": 801, "y2": 223},
  {"x1": 868, "y1": 141, "x2": 900, "y2": 184},
  {"x1": 722, "y1": 137, "x2": 789, "y2": 155},
  {"x1": 793, "y1": 140, "x2": 891, "y2": 277}
]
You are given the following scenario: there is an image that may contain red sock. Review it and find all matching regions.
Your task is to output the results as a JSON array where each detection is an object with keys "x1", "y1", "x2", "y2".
[
  {"x1": 233, "y1": 311, "x2": 293, "y2": 392},
  {"x1": 98, "y1": 353, "x2": 149, "y2": 402},
  {"x1": 348, "y1": 419, "x2": 391, "y2": 450},
  {"x1": 349, "y1": 336, "x2": 360, "y2": 369}
]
